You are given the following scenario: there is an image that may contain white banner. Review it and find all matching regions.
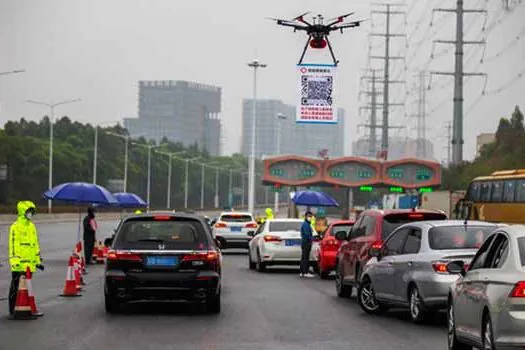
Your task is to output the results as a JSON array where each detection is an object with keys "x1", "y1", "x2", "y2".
[{"x1": 296, "y1": 64, "x2": 337, "y2": 124}]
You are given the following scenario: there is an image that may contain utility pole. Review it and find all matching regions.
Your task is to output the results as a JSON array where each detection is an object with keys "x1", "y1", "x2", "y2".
[
  {"x1": 430, "y1": 0, "x2": 487, "y2": 164},
  {"x1": 371, "y1": 3, "x2": 407, "y2": 159},
  {"x1": 446, "y1": 122, "x2": 452, "y2": 166}
]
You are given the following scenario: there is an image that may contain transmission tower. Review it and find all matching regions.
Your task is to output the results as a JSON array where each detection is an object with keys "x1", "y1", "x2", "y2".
[
  {"x1": 430, "y1": 0, "x2": 487, "y2": 164},
  {"x1": 370, "y1": 3, "x2": 407, "y2": 158}
]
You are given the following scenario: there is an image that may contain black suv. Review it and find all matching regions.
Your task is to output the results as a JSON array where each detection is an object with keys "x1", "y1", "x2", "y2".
[{"x1": 104, "y1": 212, "x2": 222, "y2": 313}]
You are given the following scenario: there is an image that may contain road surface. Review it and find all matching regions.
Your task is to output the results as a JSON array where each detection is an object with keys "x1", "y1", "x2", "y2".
[{"x1": 0, "y1": 220, "x2": 448, "y2": 350}]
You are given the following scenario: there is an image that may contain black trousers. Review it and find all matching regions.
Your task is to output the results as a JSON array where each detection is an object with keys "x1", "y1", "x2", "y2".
[
  {"x1": 300, "y1": 241, "x2": 312, "y2": 275},
  {"x1": 9, "y1": 272, "x2": 23, "y2": 315},
  {"x1": 84, "y1": 233, "x2": 95, "y2": 264}
]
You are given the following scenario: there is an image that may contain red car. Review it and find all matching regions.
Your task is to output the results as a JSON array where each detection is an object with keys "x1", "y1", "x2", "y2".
[
  {"x1": 334, "y1": 209, "x2": 447, "y2": 298},
  {"x1": 316, "y1": 220, "x2": 355, "y2": 279}
]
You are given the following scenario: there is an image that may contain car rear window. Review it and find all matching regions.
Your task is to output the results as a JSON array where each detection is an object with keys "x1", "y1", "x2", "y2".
[
  {"x1": 428, "y1": 225, "x2": 496, "y2": 250},
  {"x1": 518, "y1": 237, "x2": 525, "y2": 266},
  {"x1": 114, "y1": 217, "x2": 209, "y2": 249},
  {"x1": 382, "y1": 212, "x2": 447, "y2": 239},
  {"x1": 269, "y1": 221, "x2": 302, "y2": 232},
  {"x1": 220, "y1": 214, "x2": 253, "y2": 223},
  {"x1": 331, "y1": 224, "x2": 353, "y2": 236}
]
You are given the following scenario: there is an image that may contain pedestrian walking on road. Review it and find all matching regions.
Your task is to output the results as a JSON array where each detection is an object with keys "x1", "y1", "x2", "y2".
[
  {"x1": 83, "y1": 207, "x2": 97, "y2": 265},
  {"x1": 8, "y1": 201, "x2": 44, "y2": 315},
  {"x1": 300, "y1": 211, "x2": 315, "y2": 278}
]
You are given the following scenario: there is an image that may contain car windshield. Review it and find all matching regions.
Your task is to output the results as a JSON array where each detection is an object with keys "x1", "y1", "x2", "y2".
[
  {"x1": 269, "y1": 221, "x2": 302, "y2": 232},
  {"x1": 114, "y1": 217, "x2": 209, "y2": 250},
  {"x1": 330, "y1": 224, "x2": 353, "y2": 236},
  {"x1": 382, "y1": 212, "x2": 447, "y2": 239},
  {"x1": 518, "y1": 237, "x2": 525, "y2": 266},
  {"x1": 220, "y1": 214, "x2": 253, "y2": 223},
  {"x1": 428, "y1": 225, "x2": 496, "y2": 250}
]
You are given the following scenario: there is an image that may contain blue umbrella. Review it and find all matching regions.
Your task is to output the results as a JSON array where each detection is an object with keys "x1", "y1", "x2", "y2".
[
  {"x1": 44, "y1": 182, "x2": 118, "y2": 205},
  {"x1": 113, "y1": 192, "x2": 147, "y2": 208},
  {"x1": 292, "y1": 190, "x2": 339, "y2": 207}
]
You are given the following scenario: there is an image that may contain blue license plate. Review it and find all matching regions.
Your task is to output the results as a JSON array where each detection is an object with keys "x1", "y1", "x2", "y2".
[
  {"x1": 231, "y1": 226, "x2": 242, "y2": 232},
  {"x1": 285, "y1": 240, "x2": 301, "y2": 246},
  {"x1": 145, "y1": 256, "x2": 178, "y2": 267}
]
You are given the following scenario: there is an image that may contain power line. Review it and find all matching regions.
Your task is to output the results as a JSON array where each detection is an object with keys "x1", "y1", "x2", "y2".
[{"x1": 482, "y1": 23, "x2": 525, "y2": 63}]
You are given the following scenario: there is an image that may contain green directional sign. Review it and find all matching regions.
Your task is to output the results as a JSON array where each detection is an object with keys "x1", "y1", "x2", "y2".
[
  {"x1": 419, "y1": 187, "x2": 433, "y2": 193},
  {"x1": 360, "y1": 186, "x2": 373, "y2": 192},
  {"x1": 390, "y1": 187, "x2": 404, "y2": 193},
  {"x1": 330, "y1": 169, "x2": 345, "y2": 179},
  {"x1": 300, "y1": 169, "x2": 316, "y2": 179},
  {"x1": 358, "y1": 170, "x2": 373, "y2": 179},
  {"x1": 388, "y1": 168, "x2": 404, "y2": 179},
  {"x1": 271, "y1": 167, "x2": 284, "y2": 177},
  {"x1": 416, "y1": 169, "x2": 431, "y2": 181}
]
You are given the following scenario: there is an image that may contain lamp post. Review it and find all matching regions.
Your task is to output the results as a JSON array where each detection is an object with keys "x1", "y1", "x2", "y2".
[
  {"x1": 184, "y1": 157, "x2": 200, "y2": 209},
  {"x1": 154, "y1": 150, "x2": 186, "y2": 209},
  {"x1": 247, "y1": 59, "x2": 267, "y2": 214},
  {"x1": 26, "y1": 98, "x2": 81, "y2": 213},
  {"x1": 275, "y1": 113, "x2": 287, "y2": 213},
  {"x1": 93, "y1": 121, "x2": 122, "y2": 185},
  {"x1": 200, "y1": 163, "x2": 205, "y2": 209},
  {"x1": 215, "y1": 167, "x2": 220, "y2": 208}
]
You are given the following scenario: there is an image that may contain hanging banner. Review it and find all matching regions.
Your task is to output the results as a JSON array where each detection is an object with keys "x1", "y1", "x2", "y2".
[{"x1": 296, "y1": 64, "x2": 337, "y2": 124}]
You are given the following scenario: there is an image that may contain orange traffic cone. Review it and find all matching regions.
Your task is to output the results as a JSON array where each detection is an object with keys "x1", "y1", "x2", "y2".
[
  {"x1": 92, "y1": 243, "x2": 100, "y2": 263},
  {"x1": 96, "y1": 241, "x2": 105, "y2": 264},
  {"x1": 73, "y1": 257, "x2": 83, "y2": 292},
  {"x1": 10, "y1": 275, "x2": 37, "y2": 320},
  {"x1": 60, "y1": 256, "x2": 82, "y2": 297},
  {"x1": 76, "y1": 241, "x2": 87, "y2": 275},
  {"x1": 102, "y1": 244, "x2": 109, "y2": 259},
  {"x1": 25, "y1": 267, "x2": 44, "y2": 317}
]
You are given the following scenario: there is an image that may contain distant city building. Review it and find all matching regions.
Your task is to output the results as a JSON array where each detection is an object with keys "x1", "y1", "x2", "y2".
[
  {"x1": 352, "y1": 137, "x2": 435, "y2": 160},
  {"x1": 241, "y1": 99, "x2": 345, "y2": 158},
  {"x1": 476, "y1": 133, "x2": 495, "y2": 156},
  {"x1": 124, "y1": 80, "x2": 222, "y2": 156}
]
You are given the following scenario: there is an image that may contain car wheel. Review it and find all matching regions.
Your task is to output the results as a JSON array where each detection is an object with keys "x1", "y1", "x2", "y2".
[
  {"x1": 482, "y1": 313, "x2": 495, "y2": 350},
  {"x1": 447, "y1": 301, "x2": 471, "y2": 350},
  {"x1": 358, "y1": 277, "x2": 386, "y2": 315},
  {"x1": 256, "y1": 250, "x2": 266, "y2": 272},
  {"x1": 248, "y1": 249, "x2": 256, "y2": 270},
  {"x1": 319, "y1": 268, "x2": 330, "y2": 280},
  {"x1": 206, "y1": 290, "x2": 221, "y2": 314},
  {"x1": 409, "y1": 285, "x2": 428, "y2": 323},
  {"x1": 104, "y1": 293, "x2": 121, "y2": 314},
  {"x1": 335, "y1": 264, "x2": 352, "y2": 298}
]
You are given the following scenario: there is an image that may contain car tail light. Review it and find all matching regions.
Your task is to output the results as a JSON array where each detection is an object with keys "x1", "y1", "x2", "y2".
[
  {"x1": 182, "y1": 251, "x2": 220, "y2": 270},
  {"x1": 371, "y1": 240, "x2": 383, "y2": 250},
  {"x1": 215, "y1": 222, "x2": 227, "y2": 228},
  {"x1": 245, "y1": 222, "x2": 258, "y2": 229},
  {"x1": 510, "y1": 281, "x2": 525, "y2": 298},
  {"x1": 153, "y1": 215, "x2": 171, "y2": 221},
  {"x1": 264, "y1": 235, "x2": 282, "y2": 243},
  {"x1": 322, "y1": 239, "x2": 339, "y2": 248},
  {"x1": 408, "y1": 213, "x2": 424, "y2": 219},
  {"x1": 106, "y1": 250, "x2": 142, "y2": 262},
  {"x1": 432, "y1": 261, "x2": 449, "y2": 274}
]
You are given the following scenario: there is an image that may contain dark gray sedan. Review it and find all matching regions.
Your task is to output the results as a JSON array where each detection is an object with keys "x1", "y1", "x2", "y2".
[{"x1": 357, "y1": 220, "x2": 499, "y2": 323}]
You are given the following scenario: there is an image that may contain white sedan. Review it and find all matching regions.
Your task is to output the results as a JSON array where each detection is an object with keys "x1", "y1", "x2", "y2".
[{"x1": 248, "y1": 218, "x2": 319, "y2": 272}]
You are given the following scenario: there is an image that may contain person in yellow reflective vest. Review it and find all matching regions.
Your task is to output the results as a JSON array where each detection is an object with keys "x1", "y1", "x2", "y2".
[
  {"x1": 134, "y1": 209, "x2": 142, "y2": 214},
  {"x1": 8, "y1": 201, "x2": 43, "y2": 315},
  {"x1": 265, "y1": 208, "x2": 274, "y2": 221}
]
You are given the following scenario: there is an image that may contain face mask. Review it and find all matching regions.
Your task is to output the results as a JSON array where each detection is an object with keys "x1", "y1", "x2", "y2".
[
  {"x1": 25, "y1": 212, "x2": 33, "y2": 220},
  {"x1": 306, "y1": 217, "x2": 311, "y2": 222}
]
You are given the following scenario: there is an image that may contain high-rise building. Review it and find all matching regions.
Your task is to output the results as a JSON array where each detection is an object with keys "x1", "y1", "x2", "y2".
[
  {"x1": 241, "y1": 99, "x2": 345, "y2": 158},
  {"x1": 352, "y1": 137, "x2": 435, "y2": 160},
  {"x1": 124, "y1": 80, "x2": 222, "y2": 156},
  {"x1": 476, "y1": 133, "x2": 495, "y2": 156}
]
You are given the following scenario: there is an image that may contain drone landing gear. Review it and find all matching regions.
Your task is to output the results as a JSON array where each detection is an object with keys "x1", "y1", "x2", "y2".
[{"x1": 297, "y1": 36, "x2": 339, "y2": 66}]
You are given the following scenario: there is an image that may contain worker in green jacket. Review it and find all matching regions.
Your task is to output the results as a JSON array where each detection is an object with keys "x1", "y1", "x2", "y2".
[{"x1": 8, "y1": 201, "x2": 44, "y2": 315}]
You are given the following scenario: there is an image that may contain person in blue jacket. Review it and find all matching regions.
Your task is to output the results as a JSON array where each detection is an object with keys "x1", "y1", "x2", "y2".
[{"x1": 300, "y1": 211, "x2": 315, "y2": 278}]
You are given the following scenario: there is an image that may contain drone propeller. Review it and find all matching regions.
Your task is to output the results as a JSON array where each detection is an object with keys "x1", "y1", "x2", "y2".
[
  {"x1": 332, "y1": 19, "x2": 368, "y2": 32},
  {"x1": 327, "y1": 12, "x2": 355, "y2": 26},
  {"x1": 292, "y1": 12, "x2": 310, "y2": 22}
]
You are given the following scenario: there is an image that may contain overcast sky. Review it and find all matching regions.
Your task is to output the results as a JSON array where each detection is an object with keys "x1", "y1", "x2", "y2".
[{"x1": 0, "y1": 0, "x2": 523, "y2": 163}]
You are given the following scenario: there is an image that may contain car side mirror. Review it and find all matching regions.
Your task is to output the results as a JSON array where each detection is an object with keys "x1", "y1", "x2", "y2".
[
  {"x1": 247, "y1": 231, "x2": 256, "y2": 237},
  {"x1": 104, "y1": 237, "x2": 114, "y2": 247},
  {"x1": 214, "y1": 238, "x2": 223, "y2": 249},
  {"x1": 446, "y1": 261, "x2": 466, "y2": 276},
  {"x1": 334, "y1": 231, "x2": 347, "y2": 241},
  {"x1": 368, "y1": 246, "x2": 381, "y2": 258}
]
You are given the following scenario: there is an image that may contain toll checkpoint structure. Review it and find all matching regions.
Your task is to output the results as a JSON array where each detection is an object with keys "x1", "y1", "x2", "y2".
[{"x1": 262, "y1": 156, "x2": 442, "y2": 218}]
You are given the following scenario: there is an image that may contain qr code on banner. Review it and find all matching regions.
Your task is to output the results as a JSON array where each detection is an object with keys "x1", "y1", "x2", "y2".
[{"x1": 301, "y1": 75, "x2": 333, "y2": 106}]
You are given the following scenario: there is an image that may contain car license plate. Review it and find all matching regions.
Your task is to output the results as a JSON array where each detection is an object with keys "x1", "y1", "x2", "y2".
[
  {"x1": 145, "y1": 256, "x2": 178, "y2": 267},
  {"x1": 231, "y1": 226, "x2": 242, "y2": 232},
  {"x1": 285, "y1": 239, "x2": 301, "y2": 246}
]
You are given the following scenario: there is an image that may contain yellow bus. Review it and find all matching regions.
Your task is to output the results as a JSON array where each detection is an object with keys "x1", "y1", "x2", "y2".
[{"x1": 462, "y1": 169, "x2": 525, "y2": 224}]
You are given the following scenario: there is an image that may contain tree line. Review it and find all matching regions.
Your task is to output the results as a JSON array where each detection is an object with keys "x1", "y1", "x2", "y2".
[{"x1": 0, "y1": 116, "x2": 270, "y2": 211}]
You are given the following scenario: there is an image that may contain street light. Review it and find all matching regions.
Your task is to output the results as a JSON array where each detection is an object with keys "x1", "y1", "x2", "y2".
[
  {"x1": 184, "y1": 157, "x2": 200, "y2": 209},
  {"x1": 26, "y1": 98, "x2": 82, "y2": 213},
  {"x1": 247, "y1": 59, "x2": 267, "y2": 214},
  {"x1": 275, "y1": 113, "x2": 287, "y2": 213},
  {"x1": 131, "y1": 142, "x2": 164, "y2": 210},
  {"x1": 154, "y1": 150, "x2": 186, "y2": 209},
  {"x1": 93, "y1": 121, "x2": 122, "y2": 185}
]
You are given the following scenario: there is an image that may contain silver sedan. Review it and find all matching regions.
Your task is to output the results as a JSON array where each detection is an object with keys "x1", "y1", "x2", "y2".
[
  {"x1": 447, "y1": 225, "x2": 525, "y2": 350},
  {"x1": 357, "y1": 220, "x2": 499, "y2": 323}
]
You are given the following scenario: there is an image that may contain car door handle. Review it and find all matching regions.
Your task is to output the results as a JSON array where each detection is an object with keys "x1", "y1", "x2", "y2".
[{"x1": 407, "y1": 262, "x2": 413, "y2": 267}]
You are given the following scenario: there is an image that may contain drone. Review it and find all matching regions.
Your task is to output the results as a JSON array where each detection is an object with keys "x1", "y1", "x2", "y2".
[{"x1": 270, "y1": 12, "x2": 365, "y2": 66}]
